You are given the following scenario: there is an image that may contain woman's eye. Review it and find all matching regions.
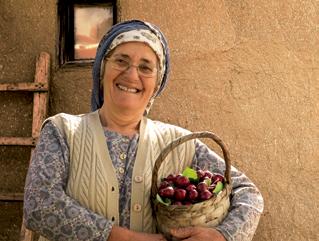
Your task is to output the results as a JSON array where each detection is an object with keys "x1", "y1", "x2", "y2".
[
  {"x1": 139, "y1": 65, "x2": 153, "y2": 73},
  {"x1": 114, "y1": 58, "x2": 128, "y2": 66}
]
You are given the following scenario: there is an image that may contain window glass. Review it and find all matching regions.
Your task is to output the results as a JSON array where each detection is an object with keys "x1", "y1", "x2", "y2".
[{"x1": 74, "y1": 5, "x2": 113, "y2": 60}]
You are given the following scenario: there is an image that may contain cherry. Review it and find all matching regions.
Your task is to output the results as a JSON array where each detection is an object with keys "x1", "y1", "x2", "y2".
[
  {"x1": 158, "y1": 181, "x2": 170, "y2": 190},
  {"x1": 164, "y1": 174, "x2": 176, "y2": 182},
  {"x1": 197, "y1": 170, "x2": 205, "y2": 181},
  {"x1": 197, "y1": 182, "x2": 208, "y2": 192},
  {"x1": 199, "y1": 190, "x2": 213, "y2": 200},
  {"x1": 203, "y1": 170, "x2": 214, "y2": 179},
  {"x1": 212, "y1": 173, "x2": 224, "y2": 184},
  {"x1": 164, "y1": 174, "x2": 177, "y2": 185},
  {"x1": 175, "y1": 175, "x2": 190, "y2": 188},
  {"x1": 187, "y1": 189, "x2": 198, "y2": 201},
  {"x1": 186, "y1": 184, "x2": 196, "y2": 192},
  {"x1": 174, "y1": 188, "x2": 187, "y2": 201},
  {"x1": 159, "y1": 186, "x2": 175, "y2": 198}
]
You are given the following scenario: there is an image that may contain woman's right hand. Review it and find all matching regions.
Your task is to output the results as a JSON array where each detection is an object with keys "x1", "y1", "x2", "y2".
[{"x1": 108, "y1": 226, "x2": 167, "y2": 241}]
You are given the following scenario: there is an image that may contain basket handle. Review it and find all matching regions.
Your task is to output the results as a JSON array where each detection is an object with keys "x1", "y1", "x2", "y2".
[{"x1": 151, "y1": 131, "x2": 232, "y2": 200}]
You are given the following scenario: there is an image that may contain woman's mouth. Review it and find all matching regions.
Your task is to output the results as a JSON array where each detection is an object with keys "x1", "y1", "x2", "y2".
[{"x1": 116, "y1": 83, "x2": 141, "y2": 93}]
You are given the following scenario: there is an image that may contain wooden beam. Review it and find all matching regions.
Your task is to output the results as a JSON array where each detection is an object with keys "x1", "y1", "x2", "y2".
[
  {"x1": 0, "y1": 192, "x2": 24, "y2": 201},
  {"x1": 20, "y1": 222, "x2": 35, "y2": 241},
  {"x1": 0, "y1": 137, "x2": 37, "y2": 146},
  {"x1": 0, "y1": 82, "x2": 48, "y2": 92},
  {"x1": 32, "y1": 52, "x2": 50, "y2": 138}
]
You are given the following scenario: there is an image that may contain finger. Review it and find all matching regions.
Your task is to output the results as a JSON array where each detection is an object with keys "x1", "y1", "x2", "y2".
[{"x1": 170, "y1": 227, "x2": 194, "y2": 239}]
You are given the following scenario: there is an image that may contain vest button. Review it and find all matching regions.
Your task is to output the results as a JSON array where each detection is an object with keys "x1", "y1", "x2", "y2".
[
  {"x1": 133, "y1": 203, "x2": 142, "y2": 212},
  {"x1": 119, "y1": 153, "x2": 127, "y2": 160},
  {"x1": 134, "y1": 175, "x2": 143, "y2": 183},
  {"x1": 118, "y1": 167, "x2": 125, "y2": 174}
]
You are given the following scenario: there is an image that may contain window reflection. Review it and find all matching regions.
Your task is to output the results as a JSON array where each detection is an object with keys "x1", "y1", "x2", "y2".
[{"x1": 74, "y1": 5, "x2": 113, "y2": 59}]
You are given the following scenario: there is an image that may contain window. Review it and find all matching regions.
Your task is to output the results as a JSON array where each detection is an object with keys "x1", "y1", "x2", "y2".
[{"x1": 58, "y1": 0, "x2": 117, "y2": 66}]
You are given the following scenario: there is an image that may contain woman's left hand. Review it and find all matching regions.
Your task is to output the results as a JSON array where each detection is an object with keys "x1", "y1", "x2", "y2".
[{"x1": 170, "y1": 227, "x2": 226, "y2": 241}]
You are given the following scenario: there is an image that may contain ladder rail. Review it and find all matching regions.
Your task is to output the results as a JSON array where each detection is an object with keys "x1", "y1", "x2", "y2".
[{"x1": 0, "y1": 52, "x2": 50, "y2": 241}]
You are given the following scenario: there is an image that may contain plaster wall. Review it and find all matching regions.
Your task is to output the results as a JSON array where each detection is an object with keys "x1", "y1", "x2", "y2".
[{"x1": 1, "y1": 1, "x2": 318, "y2": 240}]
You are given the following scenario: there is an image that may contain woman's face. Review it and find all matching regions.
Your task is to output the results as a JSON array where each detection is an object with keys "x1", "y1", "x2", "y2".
[{"x1": 102, "y1": 42, "x2": 158, "y2": 116}]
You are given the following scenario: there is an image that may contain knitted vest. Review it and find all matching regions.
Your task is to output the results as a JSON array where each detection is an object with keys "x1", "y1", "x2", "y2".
[{"x1": 38, "y1": 110, "x2": 195, "y2": 240}]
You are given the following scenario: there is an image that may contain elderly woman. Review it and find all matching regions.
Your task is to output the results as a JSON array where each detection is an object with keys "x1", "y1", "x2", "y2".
[{"x1": 24, "y1": 20, "x2": 264, "y2": 241}]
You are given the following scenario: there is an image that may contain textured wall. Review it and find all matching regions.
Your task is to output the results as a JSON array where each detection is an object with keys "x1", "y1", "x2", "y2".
[
  {"x1": 0, "y1": 1, "x2": 57, "y2": 240},
  {"x1": 1, "y1": 0, "x2": 319, "y2": 240},
  {"x1": 144, "y1": 1, "x2": 319, "y2": 240}
]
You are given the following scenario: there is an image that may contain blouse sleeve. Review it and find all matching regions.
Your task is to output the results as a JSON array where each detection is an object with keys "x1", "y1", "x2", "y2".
[
  {"x1": 193, "y1": 140, "x2": 264, "y2": 241},
  {"x1": 23, "y1": 121, "x2": 113, "y2": 241}
]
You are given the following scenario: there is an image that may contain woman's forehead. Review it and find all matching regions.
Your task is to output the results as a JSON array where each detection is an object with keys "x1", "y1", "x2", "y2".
[{"x1": 111, "y1": 42, "x2": 158, "y2": 62}]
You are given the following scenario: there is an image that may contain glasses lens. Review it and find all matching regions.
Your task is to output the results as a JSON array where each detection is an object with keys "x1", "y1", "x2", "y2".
[
  {"x1": 138, "y1": 64, "x2": 156, "y2": 77},
  {"x1": 111, "y1": 57, "x2": 129, "y2": 71}
]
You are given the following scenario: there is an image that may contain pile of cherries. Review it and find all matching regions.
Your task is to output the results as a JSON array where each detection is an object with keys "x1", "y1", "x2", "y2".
[{"x1": 157, "y1": 168, "x2": 225, "y2": 206}]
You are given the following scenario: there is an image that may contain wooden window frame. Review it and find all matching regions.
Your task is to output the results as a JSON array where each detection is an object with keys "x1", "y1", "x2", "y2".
[{"x1": 58, "y1": 0, "x2": 117, "y2": 67}]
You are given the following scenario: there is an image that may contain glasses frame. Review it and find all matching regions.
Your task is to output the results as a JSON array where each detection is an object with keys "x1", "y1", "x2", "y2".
[{"x1": 105, "y1": 57, "x2": 158, "y2": 78}]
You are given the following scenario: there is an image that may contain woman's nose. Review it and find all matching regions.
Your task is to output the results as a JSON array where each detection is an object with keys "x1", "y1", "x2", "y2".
[{"x1": 124, "y1": 65, "x2": 140, "y2": 79}]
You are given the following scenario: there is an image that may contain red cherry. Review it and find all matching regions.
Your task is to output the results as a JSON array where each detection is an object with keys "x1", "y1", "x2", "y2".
[
  {"x1": 175, "y1": 175, "x2": 190, "y2": 188},
  {"x1": 159, "y1": 186, "x2": 175, "y2": 198},
  {"x1": 164, "y1": 174, "x2": 176, "y2": 182},
  {"x1": 197, "y1": 170, "x2": 205, "y2": 181},
  {"x1": 186, "y1": 184, "x2": 196, "y2": 192},
  {"x1": 212, "y1": 173, "x2": 224, "y2": 184},
  {"x1": 204, "y1": 170, "x2": 214, "y2": 179},
  {"x1": 158, "y1": 181, "x2": 170, "y2": 190},
  {"x1": 199, "y1": 190, "x2": 213, "y2": 200},
  {"x1": 174, "y1": 188, "x2": 187, "y2": 201},
  {"x1": 187, "y1": 189, "x2": 198, "y2": 201},
  {"x1": 197, "y1": 182, "x2": 208, "y2": 192}
]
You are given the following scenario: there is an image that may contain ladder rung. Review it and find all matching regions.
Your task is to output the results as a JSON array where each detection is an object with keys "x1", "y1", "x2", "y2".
[
  {"x1": 0, "y1": 192, "x2": 24, "y2": 201},
  {"x1": 20, "y1": 222, "x2": 35, "y2": 241},
  {"x1": 0, "y1": 82, "x2": 48, "y2": 92},
  {"x1": 0, "y1": 137, "x2": 37, "y2": 146}
]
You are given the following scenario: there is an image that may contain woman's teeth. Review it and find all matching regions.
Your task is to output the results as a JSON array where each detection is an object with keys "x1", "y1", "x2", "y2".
[{"x1": 117, "y1": 84, "x2": 138, "y2": 93}]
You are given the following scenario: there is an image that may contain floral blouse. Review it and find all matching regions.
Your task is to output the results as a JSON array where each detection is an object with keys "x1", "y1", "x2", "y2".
[{"x1": 24, "y1": 120, "x2": 264, "y2": 241}]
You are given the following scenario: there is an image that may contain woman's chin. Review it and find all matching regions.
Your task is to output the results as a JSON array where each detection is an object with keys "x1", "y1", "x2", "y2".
[{"x1": 114, "y1": 102, "x2": 145, "y2": 115}]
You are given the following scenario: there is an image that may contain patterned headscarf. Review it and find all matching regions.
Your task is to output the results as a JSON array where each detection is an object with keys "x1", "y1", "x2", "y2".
[{"x1": 91, "y1": 20, "x2": 170, "y2": 113}]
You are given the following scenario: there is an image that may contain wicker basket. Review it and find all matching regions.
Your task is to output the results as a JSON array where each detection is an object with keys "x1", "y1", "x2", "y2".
[{"x1": 151, "y1": 131, "x2": 232, "y2": 240}]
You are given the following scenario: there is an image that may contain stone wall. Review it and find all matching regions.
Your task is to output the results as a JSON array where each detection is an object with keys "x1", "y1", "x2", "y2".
[{"x1": 1, "y1": 1, "x2": 318, "y2": 240}]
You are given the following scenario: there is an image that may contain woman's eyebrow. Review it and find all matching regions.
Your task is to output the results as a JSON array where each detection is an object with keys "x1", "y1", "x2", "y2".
[
  {"x1": 140, "y1": 58, "x2": 154, "y2": 64},
  {"x1": 113, "y1": 53, "x2": 130, "y2": 59},
  {"x1": 113, "y1": 53, "x2": 155, "y2": 64}
]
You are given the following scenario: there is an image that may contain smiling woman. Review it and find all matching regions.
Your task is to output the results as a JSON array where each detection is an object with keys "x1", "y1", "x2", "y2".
[
  {"x1": 23, "y1": 20, "x2": 263, "y2": 241},
  {"x1": 99, "y1": 42, "x2": 159, "y2": 135}
]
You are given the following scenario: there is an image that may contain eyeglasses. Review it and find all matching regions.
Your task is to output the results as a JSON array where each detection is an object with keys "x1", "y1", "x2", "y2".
[{"x1": 105, "y1": 57, "x2": 158, "y2": 78}]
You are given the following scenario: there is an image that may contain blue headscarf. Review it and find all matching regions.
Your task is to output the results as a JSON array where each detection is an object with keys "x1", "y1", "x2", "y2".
[{"x1": 91, "y1": 20, "x2": 170, "y2": 112}]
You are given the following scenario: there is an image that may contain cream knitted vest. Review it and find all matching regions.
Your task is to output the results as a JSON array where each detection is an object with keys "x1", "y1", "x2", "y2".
[{"x1": 38, "y1": 110, "x2": 195, "y2": 240}]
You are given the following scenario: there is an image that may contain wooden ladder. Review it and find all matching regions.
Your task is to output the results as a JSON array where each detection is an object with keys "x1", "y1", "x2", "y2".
[{"x1": 0, "y1": 52, "x2": 50, "y2": 241}]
